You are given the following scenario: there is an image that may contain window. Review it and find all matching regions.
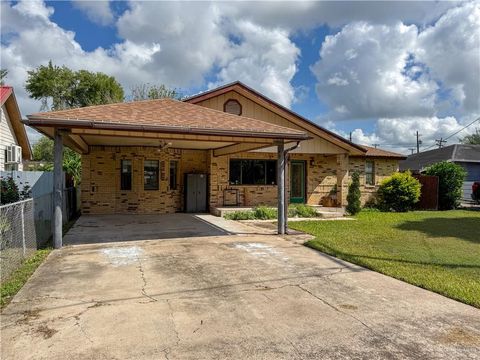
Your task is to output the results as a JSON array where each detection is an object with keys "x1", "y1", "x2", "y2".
[
  {"x1": 144, "y1": 160, "x2": 159, "y2": 190},
  {"x1": 120, "y1": 160, "x2": 132, "y2": 190},
  {"x1": 365, "y1": 160, "x2": 375, "y2": 186},
  {"x1": 229, "y1": 159, "x2": 277, "y2": 185},
  {"x1": 223, "y1": 99, "x2": 242, "y2": 115},
  {"x1": 169, "y1": 161, "x2": 178, "y2": 190}
]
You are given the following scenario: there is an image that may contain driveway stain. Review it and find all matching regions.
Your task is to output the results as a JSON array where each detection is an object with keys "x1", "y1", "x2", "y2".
[{"x1": 101, "y1": 246, "x2": 144, "y2": 266}]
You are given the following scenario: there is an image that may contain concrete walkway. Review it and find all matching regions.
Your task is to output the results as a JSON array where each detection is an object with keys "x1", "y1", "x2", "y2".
[{"x1": 1, "y1": 217, "x2": 479, "y2": 359}]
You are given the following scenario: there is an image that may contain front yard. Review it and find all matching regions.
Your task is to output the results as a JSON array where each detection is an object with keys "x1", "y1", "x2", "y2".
[{"x1": 289, "y1": 210, "x2": 480, "y2": 308}]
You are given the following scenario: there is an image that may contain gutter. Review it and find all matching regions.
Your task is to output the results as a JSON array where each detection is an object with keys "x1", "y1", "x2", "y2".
[{"x1": 23, "y1": 116, "x2": 311, "y2": 141}]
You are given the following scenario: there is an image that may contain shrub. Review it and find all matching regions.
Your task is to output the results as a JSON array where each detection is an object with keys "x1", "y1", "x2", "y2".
[
  {"x1": 253, "y1": 206, "x2": 277, "y2": 220},
  {"x1": 424, "y1": 161, "x2": 466, "y2": 210},
  {"x1": 0, "y1": 177, "x2": 20, "y2": 204},
  {"x1": 224, "y1": 210, "x2": 256, "y2": 220},
  {"x1": 377, "y1": 171, "x2": 421, "y2": 212},
  {"x1": 346, "y1": 171, "x2": 361, "y2": 215},
  {"x1": 289, "y1": 204, "x2": 318, "y2": 218}
]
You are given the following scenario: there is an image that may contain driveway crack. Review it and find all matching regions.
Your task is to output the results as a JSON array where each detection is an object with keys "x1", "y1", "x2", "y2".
[
  {"x1": 136, "y1": 255, "x2": 157, "y2": 302},
  {"x1": 296, "y1": 284, "x2": 425, "y2": 359},
  {"x1": 161, "y1": 299, "x2": 181, "y2": 360}
]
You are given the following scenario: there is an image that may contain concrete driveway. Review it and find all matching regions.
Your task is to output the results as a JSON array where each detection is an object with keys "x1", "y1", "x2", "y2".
[{"x1": 1, "y1": 217, "x2": 480, "y2": 359}]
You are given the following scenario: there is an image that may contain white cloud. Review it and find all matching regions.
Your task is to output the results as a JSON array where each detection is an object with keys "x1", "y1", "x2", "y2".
[
  {"x1": 312, "y1": 21, "x2": 438, "y2": 120},
  {"x1": 417, "y1": 1, "x2": 480, "y2": 114},
  {"x1": 72, "y1": 0, "x2": 114, "y2": 26}
]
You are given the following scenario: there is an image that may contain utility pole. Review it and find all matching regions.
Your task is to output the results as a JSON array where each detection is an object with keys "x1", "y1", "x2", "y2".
[
  {"x1": 372, "y1": 143, "x2": 379, "y2": 149},
  {"x1": 435, "y1": 138, "x2": 447, "y2": 148},
  {"x1": 409, "y1": 148, "x2": 415, "y2": 155},
  {"x1": 416, "y1": 131, "x2": 422, "y2": 153},
  {"x1": 349, "y1": 132, "x2": 352, "y2": 142}
]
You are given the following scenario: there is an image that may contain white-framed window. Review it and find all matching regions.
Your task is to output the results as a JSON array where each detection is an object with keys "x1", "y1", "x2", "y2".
[{"x1": 365, "y1": 160, "x2": 375, "y2": 186}]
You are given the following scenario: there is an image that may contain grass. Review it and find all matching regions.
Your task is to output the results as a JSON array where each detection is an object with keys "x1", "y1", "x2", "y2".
[
  {"x1": 289, "y1": 210, "x2": 480, "y2": 308},
  {"x1": 1, "y1": 249, "x2": 52, "y2": 309}
]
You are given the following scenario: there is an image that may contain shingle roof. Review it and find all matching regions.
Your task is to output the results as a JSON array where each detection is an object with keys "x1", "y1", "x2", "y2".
[
  {"x1": 0, "y1": 86, "x2": 13, "y2": 106},
  {"x1": 358, "y1": 145, "x2": 407, "y2": 159},
  {"x1": 400, "y1": 144, "x2": 480, "y2": 171},
  {"x1": 27, "y1": 98, "x2": 309, "y2": 140}
]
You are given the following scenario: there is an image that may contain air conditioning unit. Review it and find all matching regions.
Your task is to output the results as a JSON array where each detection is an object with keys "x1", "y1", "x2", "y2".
[{"x1": 6, "y1": 145, "x2": 22, "y2": 164}]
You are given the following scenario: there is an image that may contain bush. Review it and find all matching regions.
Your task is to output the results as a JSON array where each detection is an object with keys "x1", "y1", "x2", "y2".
[
  {"x1": 424, "y1": 161, "x2": 466, "y2": 210},
  {"x1": 224, "y1": 210, "x2": 256, "y2": 220},
  {"x1": 0, "y1": 177, "x2": 20, "y2": 204},
  {"x1": 346, "y1": 171, "x2": 361, "y2": 215},
  {"x1": 253, "y1": 206, "x2": 277, "y2": 220},
  {"x1": 377, "y1": 171, "x2": 421, "y2": 212},
  {"x1": 289, "y1": 204, "x2": 318, "y2": 218}
]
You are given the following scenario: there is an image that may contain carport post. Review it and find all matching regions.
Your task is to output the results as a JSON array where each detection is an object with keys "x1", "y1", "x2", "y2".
[
  {"x1": 277, "y1": 142, "x2": 285, "y2": 235},
  {"x1": 53, "y1": 128, "x2": 64, "y2": 249}
]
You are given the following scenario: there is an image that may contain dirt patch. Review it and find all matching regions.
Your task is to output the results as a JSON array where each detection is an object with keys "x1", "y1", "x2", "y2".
[
  {"x1": 439, "y1": 327, "x2": 480, "y2": 346},
  {"x1": 339, "y1": 304, "x2": 358, "y2": 310},
  {"x1": 15, "y1": 309, "x2": 42, "y2": 325},
  {"x1": 36, "y1": 324, "x2": 58, "y2": 339}
]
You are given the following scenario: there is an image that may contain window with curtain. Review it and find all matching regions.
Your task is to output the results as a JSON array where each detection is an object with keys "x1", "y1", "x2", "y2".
[
  {"x1": 229, "y1": 159, "x2": 277, "y2": 185},
  {"x1": 365, "y1": 160, "x2": 375, "y2": 185},
  {"x1": 120, "y1": 160, "x2": 132, "y2": 190},
  {"x1": 144, "y1": 160, "x2": 159, "y2": 190}
]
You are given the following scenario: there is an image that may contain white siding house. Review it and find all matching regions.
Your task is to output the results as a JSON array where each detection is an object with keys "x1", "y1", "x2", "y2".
[{"x1": 0, "y1": 86, "x2": 31, "y2": 171}]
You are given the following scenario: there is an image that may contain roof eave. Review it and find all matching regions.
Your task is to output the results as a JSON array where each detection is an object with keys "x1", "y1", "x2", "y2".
[{"x1": 24, "y1": 116, "x2": 310, "y2": 141}]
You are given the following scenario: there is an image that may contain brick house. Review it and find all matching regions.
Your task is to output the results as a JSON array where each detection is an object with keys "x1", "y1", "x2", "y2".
[{"x1": 25, "y1": 81, "x2": 405, "y2": 219}]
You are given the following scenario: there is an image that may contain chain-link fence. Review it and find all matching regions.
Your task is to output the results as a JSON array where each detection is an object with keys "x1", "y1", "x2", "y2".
[{"x1": 0, "y1": 199, "x2": 37, "y2": 282}]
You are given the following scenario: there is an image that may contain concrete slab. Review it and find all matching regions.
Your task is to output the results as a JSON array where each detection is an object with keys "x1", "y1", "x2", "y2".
[
  {"x1": 1, "y1": 231, "x2": 479, "y2": 359},
  {"x1": 63, "y1": 214, "x2": 231, "y2": 245}
]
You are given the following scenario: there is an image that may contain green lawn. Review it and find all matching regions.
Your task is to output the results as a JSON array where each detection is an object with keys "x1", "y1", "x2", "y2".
[
  {"x1": 1, "y1": 249, "x2": 52, "y2": 309},
  {"x1": 289, "y1": 210, "x2": 480, "y2": 308}
]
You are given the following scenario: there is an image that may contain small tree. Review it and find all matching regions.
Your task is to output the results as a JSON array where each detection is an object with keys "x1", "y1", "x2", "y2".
[
  {"x1": 130, "y1": 83, "x2": 181, "y2": 101},
  {"x1": 0, "y1": 177, "x2": 20, "y2": 204},
  {"x1": 424, "y1": 161, "x2": 466, "y2": 210},
  {"x1": 346, "y1": 171, "x2": 361, "y2": 215},
  {"x1": 377, "y1": 172, "x2": 421, "y2": 212},
  {"x1": 460, "y1": 128, "x2": 480, "y2": 145},
  {"x1": 0, "y1": 69, "x2": 7, "y2": 86}
]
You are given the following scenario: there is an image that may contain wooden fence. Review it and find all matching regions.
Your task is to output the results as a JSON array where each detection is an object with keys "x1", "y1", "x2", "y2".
[{"x1": 413, "y1": 175, "x2": 439, "y2": 210}]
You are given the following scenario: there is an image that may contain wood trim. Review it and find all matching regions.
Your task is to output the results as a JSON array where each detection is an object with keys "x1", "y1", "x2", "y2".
[{"x1": 213, "y1": 142, "x2": 272, "y2": 157}]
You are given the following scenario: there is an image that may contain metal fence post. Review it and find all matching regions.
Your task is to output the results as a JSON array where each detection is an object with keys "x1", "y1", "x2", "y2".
[{"x1": 21, "y1": 201, "x2": 26, "y2": 257}]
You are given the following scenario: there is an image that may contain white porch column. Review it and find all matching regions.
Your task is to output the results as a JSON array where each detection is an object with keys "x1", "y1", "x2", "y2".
[
  {"x1": 277, "y1": 142, "x2": 285, "y2": 234},
  {"x1": 53, "y1": 128, "x2": 64, "y2": 249}
]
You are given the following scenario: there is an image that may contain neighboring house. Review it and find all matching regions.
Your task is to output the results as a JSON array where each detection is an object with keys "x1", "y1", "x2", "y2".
[
  {"x1": 24, "y1": 81, "x2": 405, "y2": 216},
  {"x1": 0, "y1": 86, "x2": 31, "y2": 171},
  {"x1": 400, "y1": 144, "x2": 480, "y2": 201}
]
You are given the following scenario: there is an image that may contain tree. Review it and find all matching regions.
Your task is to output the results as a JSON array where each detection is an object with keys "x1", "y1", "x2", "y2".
[
  {"x1": 32, "y1": 137, "x2": 82, "y2": 185},
  {"x1": 346, "y1": 171, "x2": 361, "y2": 215},
  {"x1": 424, "y1": 161, "x2": 466, "y2": 210},
  {"x1": 0, "y1": 69, "x2": 7, "y2": 86},
  {"x1": 25, "y1": 61, "x2": 124, "y2": 111},
  {"x1": 460, "y1": 128, "x2": 480, "y2": 145},
  {"x1": 130, "y1": 83, "x2": 181, "y2": 101}
]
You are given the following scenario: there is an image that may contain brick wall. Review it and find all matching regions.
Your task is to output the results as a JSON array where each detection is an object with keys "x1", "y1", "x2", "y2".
[
  {"x1": 82, "y1": 146, "x2": 400, "y2": 214},
  {"x1": 349, "y1": 157, "x2": 400, "y2": 205},
  {"x1": 81, "y1": 146, "x2": 207, "y2": 214}
]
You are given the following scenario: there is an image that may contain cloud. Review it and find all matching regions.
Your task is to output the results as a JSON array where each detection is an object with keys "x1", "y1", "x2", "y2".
[
  {"x1": 71, "y1": 1, "x2": 114, "y2": 26},
  {"x1": 311, "y1": 21, "x2": 439, "y2": 120},
  {"x1": 417, "y1": 1, "x2": 480, "y2": 114}
]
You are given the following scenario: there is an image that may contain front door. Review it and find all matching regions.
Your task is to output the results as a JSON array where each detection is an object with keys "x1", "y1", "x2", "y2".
[{"x1": 290, "y1": 160, "x2": 305, "y2": 203}]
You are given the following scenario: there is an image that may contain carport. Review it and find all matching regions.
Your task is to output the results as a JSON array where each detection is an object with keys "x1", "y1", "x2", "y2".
[{"x1": 24, "y1": 98, "x2": 310, "y2": 248}]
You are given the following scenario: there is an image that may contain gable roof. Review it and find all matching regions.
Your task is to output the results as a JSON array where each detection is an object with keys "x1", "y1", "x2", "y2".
[
  {"x1": 26, "y1": 98, "x2": 309, "y2": 141},
  {"x1": 400, "y1": 144, "x2": 480, "y2": 171},
  {"x1": 184, "y1": 81, "x2": 367, "y2": 155},
  {"x1": 1, "y1": 86, "x2": 32, "y2": 160},
  {"x1": 359, "y1": 145, "x2": 407, "y2": 159}
]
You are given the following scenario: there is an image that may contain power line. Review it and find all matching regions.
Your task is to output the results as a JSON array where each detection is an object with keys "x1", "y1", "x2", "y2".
[{"x1": 422, "y1": 116, "x2": 480, "y2": 151}]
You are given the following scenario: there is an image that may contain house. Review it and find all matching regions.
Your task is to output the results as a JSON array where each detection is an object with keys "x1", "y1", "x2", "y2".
[
  {"x1": 400, "y1": 144, "x2": 480, "y2": 201},
  {"x1": 24, "y1": 81, "x2": 404, "y2": 240},
  {"x1": 0, "y1": 86, "x2": 31, "y2": 171}
]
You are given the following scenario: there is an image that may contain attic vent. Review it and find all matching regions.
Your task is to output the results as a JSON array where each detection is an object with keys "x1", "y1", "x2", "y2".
[{"x1": 223, "y1": 99, "x2": 242, "y2": 116}]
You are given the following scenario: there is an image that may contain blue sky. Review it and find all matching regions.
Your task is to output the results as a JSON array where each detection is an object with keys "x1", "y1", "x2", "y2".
[{"x1": 1, "y1": 1, "x2": 479, "y2": 153}]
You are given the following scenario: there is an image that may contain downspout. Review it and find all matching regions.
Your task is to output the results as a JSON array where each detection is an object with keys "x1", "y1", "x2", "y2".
[{"x1": 283, "y1": 141, "x2": 301, "y2": 234}]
